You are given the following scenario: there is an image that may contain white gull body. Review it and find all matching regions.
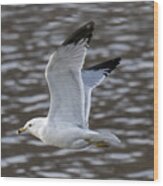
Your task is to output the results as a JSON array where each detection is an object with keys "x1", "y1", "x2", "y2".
[{"x1": 18, "y1": 21, "x2": 121, "y2": 149}]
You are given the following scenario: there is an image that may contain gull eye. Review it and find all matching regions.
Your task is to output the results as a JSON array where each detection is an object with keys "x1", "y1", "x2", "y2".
[{"x1": 29, "y1": 124, "x2": 32, "y2": 127}]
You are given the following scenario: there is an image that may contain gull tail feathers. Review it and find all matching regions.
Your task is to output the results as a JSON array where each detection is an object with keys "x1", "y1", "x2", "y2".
[
  {"x1": 100, "y1": 131, "x2": 122, "y2": 147},
  {"x1": 86, "y1": 131, "x2": 122, "y2": 148}
]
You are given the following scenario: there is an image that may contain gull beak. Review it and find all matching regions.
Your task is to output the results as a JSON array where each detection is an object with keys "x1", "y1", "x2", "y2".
[{"x1": 17, "y1": 127, "x2": 27, "y2": 135}]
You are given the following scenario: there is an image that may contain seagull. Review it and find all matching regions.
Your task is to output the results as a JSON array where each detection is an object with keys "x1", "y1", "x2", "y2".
[{"x1": 18, "y1": 21, "x2": 121, "y2": 149}]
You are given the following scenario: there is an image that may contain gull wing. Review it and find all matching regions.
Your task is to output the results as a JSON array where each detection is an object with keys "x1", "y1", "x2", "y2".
[
  {"x1": 82, "y1": 57, "x2": 121, "y2": 123},
  {"x1": 46, "y1": 21, "x2": 94, "y2": 128}
]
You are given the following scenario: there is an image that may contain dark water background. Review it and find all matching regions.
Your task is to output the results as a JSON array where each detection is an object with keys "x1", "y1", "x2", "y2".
[{"x1": 1, "y1": 2, "x2": 154, "y2": 180}]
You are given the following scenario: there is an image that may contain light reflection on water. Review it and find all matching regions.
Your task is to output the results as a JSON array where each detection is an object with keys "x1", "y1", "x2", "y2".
[{"x1": 1, "y1": 2, "x2": 154, "y2": 180}]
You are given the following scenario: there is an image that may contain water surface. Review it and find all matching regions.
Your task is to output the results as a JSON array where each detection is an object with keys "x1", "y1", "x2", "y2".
[{"x1": 1, "y1": 2, "x2": 154, "y2": 180}]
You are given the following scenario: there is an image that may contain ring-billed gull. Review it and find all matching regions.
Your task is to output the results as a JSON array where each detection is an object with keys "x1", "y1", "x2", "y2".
[{"x1": 18, "y1": 21, "x2": 121, "y2": 149}]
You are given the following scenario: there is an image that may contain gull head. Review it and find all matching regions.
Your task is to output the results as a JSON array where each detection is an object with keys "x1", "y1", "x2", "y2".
[{"x1": 17, "y1": 117, "x2": 46, "y2": 139}]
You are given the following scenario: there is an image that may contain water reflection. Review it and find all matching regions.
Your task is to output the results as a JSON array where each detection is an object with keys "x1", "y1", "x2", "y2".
[{"x1": 2, "y1": 2, "x2": 154, "y2": 180}]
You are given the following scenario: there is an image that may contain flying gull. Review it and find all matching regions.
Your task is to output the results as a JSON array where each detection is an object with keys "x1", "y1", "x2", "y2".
[{"x1": 18, "y1": 21, "x2": 121, "y2": 149}]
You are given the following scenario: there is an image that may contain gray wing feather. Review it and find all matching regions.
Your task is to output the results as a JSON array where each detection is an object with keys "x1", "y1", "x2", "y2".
[
  {"x1": 46, "y1": 21, "x2": 94, "y2": 128},
  {"x1": 82, "y1": 70, "x2": 105, "y2": 124},
  {"x1": 46, "y1": 44, "x2": 86, "y2": 127},
  {"x1": 82, "y1": 57, "x2": 121, "y2": 123}
]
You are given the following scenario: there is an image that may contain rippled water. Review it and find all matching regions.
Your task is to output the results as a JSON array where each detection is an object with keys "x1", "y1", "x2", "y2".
[{"x1": 1, "y1": 2, "x2": 154, "y2": 180}]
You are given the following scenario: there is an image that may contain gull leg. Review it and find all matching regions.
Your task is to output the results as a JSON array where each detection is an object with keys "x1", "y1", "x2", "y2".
[{"x1": 85, "y1": 139, "x2": 110, "y2": 148}]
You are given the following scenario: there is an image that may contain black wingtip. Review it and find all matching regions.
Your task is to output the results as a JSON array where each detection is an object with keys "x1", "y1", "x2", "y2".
[
  {"x1": 88, "y1": 57, "x2": 121, "y2": 74},
  {"x1": 104, "y1": 57, "x2": 121, "y2": 76},
  {"x1": 62, "y1": 21, "x2": 95, "y2": 46}
]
